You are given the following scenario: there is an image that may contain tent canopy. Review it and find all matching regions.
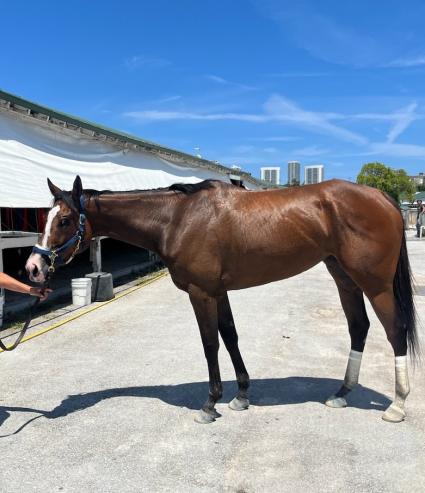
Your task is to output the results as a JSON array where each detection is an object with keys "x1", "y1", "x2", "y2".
[{"x1": 0, "y1": 110, "x2": 243, "y2": 208}]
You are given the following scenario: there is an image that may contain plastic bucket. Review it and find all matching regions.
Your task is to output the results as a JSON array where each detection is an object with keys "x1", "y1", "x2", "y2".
[{"x1": 71, "y1": 278, "x2": 92, "y2": 306}]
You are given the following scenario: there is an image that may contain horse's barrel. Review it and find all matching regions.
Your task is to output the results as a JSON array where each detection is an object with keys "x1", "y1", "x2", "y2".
[{"x1": 85, "y1": 272, "x2": 114, "y2": 302}]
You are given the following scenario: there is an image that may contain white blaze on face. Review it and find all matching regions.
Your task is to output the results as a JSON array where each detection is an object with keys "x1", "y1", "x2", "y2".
[
  {"x1": 25, "y1": 205, "x2": 60, "y2": 282},
  {"x1": 42, "y1": 205, "x2": 60, "y2": 248}
]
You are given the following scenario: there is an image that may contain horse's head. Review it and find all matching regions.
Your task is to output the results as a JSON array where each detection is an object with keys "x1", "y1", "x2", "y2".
[{"x1": 26, "y1": 176, "x2": 92, "y2": 283}]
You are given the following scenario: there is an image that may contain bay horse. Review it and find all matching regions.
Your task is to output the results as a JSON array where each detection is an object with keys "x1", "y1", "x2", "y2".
[{"x1": 25, "y1": 176, "x2": 418, "y2": 424}]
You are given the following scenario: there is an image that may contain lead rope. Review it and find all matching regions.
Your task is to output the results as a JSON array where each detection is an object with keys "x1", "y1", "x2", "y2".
[{"x1": 0, "y1": 278, "x2": 49, "y2": 352}]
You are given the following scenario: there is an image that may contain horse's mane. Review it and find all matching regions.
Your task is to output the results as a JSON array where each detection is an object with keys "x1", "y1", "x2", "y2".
[
  {"x1": 82, "y1": 179, "x2": 222, "y2": 199},
  {"x1": 168, "y1": 180, "x2": 219, "y2": 194},
  {"x1": 53, "y1": 180, "x2": 226, "y2": 211}
]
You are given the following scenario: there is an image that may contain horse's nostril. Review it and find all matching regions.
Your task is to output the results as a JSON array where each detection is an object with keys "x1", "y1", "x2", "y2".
[{"x1": 32, "y1": 265, "x2": 39, "y2": 277}]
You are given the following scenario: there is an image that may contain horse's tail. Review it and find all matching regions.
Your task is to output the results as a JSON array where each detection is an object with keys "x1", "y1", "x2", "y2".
[{"x1": 393, "y1": 227, "x2": 420, "y2": 360}]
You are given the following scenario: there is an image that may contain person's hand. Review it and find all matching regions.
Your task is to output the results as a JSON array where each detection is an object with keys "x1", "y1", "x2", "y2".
[{"x1": 29, "y1": 287, "x2": 52, "y2": 301}]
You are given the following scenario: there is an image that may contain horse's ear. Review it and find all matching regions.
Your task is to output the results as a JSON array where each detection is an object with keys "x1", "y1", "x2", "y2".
[
  {"x1": 47, "y1": 178, "x2": 62, "y2": 196},
  {"x1": 72, "y1": 175, "x2": 83, "y2": 201}
]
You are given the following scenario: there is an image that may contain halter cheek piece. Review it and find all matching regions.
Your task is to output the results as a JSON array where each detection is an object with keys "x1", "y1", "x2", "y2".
[{"x1": 32, "y1": 195, "x2": 87, "y2": 273}]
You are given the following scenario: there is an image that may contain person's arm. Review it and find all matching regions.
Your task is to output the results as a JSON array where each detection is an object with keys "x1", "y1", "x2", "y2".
[{"x1": 0, "y1": 272, "x2": 50, "y2": 300}]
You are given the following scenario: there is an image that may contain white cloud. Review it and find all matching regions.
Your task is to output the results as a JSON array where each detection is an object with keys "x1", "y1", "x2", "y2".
[
  {"x1": 124, "y1": 55, "x2": 171, "y2": 70},
  {"x1": 253, "y1": 2, "x2": 383, "y2": 67},
  {"x1": 386, "y1": 103, "x2": 418, "y2": 143},
  {"x1": 291, "y1": 145, "x2": 329, "y2": 157},
  {"x1": 123, "y1": 94, "x2": 369, "y2": 145},
  {"x1": 385, "y1": 56, "x2": 425, "y2": 68},
  {"x1": 204, "y1": 74, "x2": 256, "y2": 91},
  {"x1": 267, "y1": 72, "x2": 333, "y2": 78},
  {"x1": 205, "y1": 74, "x2": 228, "y2": 84},
  {"x1": 263, "y1": 95, "x2": 368, "y2": 145},
  {"x1": 123, "y1": 110, "x2": 266, "y2": 122},
  {"x1": 367, "y1": 141, "x2": 425, "y2": 158},
  {"x1": 256, "y1": 136, "x2": 300, "y2": 142}
]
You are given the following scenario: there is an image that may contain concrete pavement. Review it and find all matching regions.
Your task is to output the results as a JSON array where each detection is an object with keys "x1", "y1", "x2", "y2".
[{"x1": 0, "y1": 232, "x2": 424, "y2": 492}]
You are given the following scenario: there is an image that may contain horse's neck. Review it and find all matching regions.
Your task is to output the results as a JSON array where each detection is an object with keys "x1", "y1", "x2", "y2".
[{"x1": 87, "y1": 192, "x2": 175, "y2": 255}]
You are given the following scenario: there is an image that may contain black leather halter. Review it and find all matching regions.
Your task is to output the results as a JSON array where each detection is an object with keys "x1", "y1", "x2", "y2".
[{"x1": 32, "y1": 195, "x2": 87, "y2": 273}]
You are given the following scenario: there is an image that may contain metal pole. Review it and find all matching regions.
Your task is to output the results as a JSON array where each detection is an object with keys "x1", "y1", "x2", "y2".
[{"x1": 90, "y1": 237, "x2": 102, "y2": 272}]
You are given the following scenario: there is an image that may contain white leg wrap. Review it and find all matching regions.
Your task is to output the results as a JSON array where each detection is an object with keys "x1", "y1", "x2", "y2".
[
  {"x1": 394, "y1": 356, "x2": 410, "y2": 407},
  {"x1": 325, "y1": 349, "x2": 363, "y2": 408},
  {"x1": 382, "y1": 355, "x2": 410, "y2": 423},
  {"x1": 343, "y1": 350, "x2": 363, "y2": 389}
]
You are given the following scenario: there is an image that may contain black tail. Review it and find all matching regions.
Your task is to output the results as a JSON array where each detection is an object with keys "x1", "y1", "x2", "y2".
[{"x1": 393, "y1": 232, "x2": 420, "y2": 360}]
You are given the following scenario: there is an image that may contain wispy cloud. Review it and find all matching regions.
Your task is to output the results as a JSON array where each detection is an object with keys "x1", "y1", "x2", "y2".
[
  {"x1": 204, "y1": 74, "x2": 256, "y2": 91},
  {"x1": 365, "y1": 141, "x2": 425, "y2": 158},
  {"x1": 124, "y1": 55, "x2": 171, "y2": 71},
  {"x1": 123, "y1": 94, "x2": 368, "y2": 145},
  {"x1": 256, "y1": 136, "x2": 300, "y2": 142},
  {"x1": 155, "y1": 95, "x2": 182, "y2": 104},
  {"x1": 267, "y1": 72, "x2": 332, "y2": 78},
  {"x1": 254, "y1": 2, "x2": 383, "y2": 67},
  {"x1": 263, "y1": 95, "x2": 368, "y2": 145},
  {"x1": 386, "y1": 103, "x2": 418, "y2": 143},
  {"x1": 123, "y1": 110, "x2": 266, "y2": 122},
  {"x1": 205, "y1": 74, "x2": 228, "y2": 84},
  {"x1": 291, "y1": 145, "x2": 329, "y2": 157},
  {"x1": 385, "y1": 56, "x2": 425, "y2": 68}
]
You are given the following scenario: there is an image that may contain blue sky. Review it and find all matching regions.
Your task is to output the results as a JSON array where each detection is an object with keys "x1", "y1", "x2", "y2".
[{"x1": 3, "y1": 0, "x2": 425, "y2": 183}]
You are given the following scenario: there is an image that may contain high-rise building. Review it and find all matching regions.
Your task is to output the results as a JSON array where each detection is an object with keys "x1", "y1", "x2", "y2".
[
  {"x1": 287, "y1": 161, "x2": 300, "y2": 185},
  {"x1": 304, "y1": 165, "x2": 324, "y2": 184},
  {"x1": 261, "y1": 166, "x2": 280, "y2": 185}
]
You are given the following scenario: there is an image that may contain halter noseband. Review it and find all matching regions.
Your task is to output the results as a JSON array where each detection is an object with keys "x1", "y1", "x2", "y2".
[{"x1": 32, "y1": 195, "x2": 87, "y2": 273}]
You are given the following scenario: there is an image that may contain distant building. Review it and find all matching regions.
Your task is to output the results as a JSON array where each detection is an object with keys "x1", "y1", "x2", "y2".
[
  {"x1": 304, "y1": 165, "x2": 324, "y2": 184},
  {"x1": 410, "y1": 172, "x2": 425, "y2": 186},
  {"x1": 287, "y1": 161, "x2": 300, "y2": 185},
  {"x1": 261, "y1": 166, "x2": 280, "y2": 185}
]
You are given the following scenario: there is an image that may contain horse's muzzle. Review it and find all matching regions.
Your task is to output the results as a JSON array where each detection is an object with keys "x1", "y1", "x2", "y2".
[{"x1": 25, "y1": 253, "x2": 48, "y2": 283}]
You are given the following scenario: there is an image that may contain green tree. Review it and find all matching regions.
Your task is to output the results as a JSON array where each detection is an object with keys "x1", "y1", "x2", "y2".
[{"x1": 356, "y1": 162, "x2": 415, "y2": 202}]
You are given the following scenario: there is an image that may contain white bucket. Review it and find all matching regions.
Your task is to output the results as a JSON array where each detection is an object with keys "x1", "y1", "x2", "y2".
[{"x1": 71, "y1": 278, "x2": 92, "y2": 306}]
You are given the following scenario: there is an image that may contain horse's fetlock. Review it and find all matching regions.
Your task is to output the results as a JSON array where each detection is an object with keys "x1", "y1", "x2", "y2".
[{"x1": 237, "y1": 373, "x2": 250, "y2": 390}]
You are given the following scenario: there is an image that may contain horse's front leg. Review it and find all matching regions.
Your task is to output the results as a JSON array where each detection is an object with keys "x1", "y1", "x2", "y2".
[
  {"x1": 218, "y1": 293, "x2": 250, "y2": 411},
  {"x1": 188, "y1": 284, "x2": 222, "y2": 424}
]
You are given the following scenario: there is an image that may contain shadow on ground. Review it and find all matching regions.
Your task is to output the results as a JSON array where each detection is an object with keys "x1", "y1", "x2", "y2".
[{"x1": 0, "y1": 376, "x2": 390, "y2": 436}]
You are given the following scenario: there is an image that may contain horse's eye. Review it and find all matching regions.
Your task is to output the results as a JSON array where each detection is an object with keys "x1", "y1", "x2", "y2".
[{"x1": 60, "y1": 218, "x2": 70, "y2": 227}]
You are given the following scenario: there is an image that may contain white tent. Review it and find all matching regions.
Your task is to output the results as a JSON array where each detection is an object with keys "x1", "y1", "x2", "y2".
[{"x1": 0, "y1": 108, "x2": 247, "y2": 208}]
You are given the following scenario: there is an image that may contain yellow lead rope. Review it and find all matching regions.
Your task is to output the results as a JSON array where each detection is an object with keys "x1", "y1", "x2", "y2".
[{"x1": 0, "y1": 270, "x2": 168, "y2": 354}]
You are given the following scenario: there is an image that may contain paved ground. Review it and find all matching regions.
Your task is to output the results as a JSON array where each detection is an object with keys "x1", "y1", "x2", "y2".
[{"x1": 1, "y1": 232, "x2": 425, "y2": 492}]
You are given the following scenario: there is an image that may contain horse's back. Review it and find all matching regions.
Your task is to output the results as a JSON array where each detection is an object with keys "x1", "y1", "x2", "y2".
[{"x1": 169, "y1": 179, "x2": 403, "y2": 292}]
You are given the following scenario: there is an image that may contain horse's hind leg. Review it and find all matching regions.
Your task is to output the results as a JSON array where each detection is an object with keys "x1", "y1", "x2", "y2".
[
  {"x1": 324, "y1": 257, "x2": 370, "y2": 408},
  {"x1": 367, "y1": 289, "x2": 410, "y2": 422},
  {"x1": 217, "y1": 293, "x2": 250, "y2": 411}
]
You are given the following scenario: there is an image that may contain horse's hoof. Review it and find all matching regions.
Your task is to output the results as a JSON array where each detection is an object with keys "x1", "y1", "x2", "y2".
[
  {"x1": 210, "y1": 408, "x2": 221, "y2": 419},
  {"x1": 325, "y1": 395, "x2": 347, "y2": 408},
  {"x1": 194, "y1": 409, "x2": 219, "y2": 424},
  {"x1": 229, "y1": 397, "x2": 249, "y2": 411},
  {"x1": 382, "y1": 404, "x2": 406, "y2": 423}
]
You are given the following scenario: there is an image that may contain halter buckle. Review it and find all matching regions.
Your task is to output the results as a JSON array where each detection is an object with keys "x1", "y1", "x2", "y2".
[{"x1": 48, "y1": 250, "x2": 58, "y2": 273}]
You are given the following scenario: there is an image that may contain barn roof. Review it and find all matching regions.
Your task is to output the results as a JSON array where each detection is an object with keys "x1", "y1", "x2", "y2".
[{"x1": 0, "y1": 88, "x2": 258, "y2": 187}]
